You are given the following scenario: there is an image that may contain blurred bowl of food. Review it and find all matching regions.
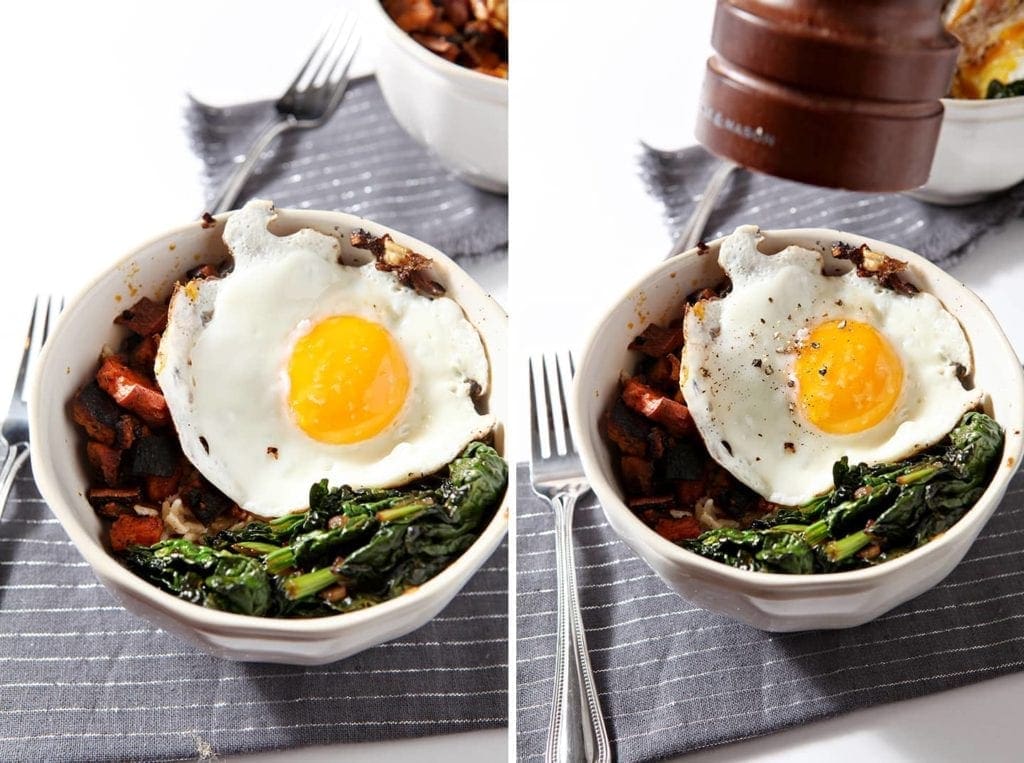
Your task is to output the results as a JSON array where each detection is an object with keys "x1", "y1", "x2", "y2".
[
  {"x1": 911, "y1": 94, "x2": 1024, "y2": 205},
  {"x1": 363, "y1": 0, "x2": 508, "y2": 193},
  {"x1": 911, "y1": 0, "x2": 1024, "y2": 204},
  {"x1": 570, "y1": 226, "x2": 1024, "y2": 632},
  {"x1": 30, "y1": 201, "x2": 509, "y2": 664}
]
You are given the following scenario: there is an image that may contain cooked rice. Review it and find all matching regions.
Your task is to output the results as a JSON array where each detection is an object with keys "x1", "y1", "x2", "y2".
[
  {"x1": 161, "y1": 496, "x2": 205, "y2": 542},
  {"x1": 157, "y1": 495, "x2": 247, "y2": 543},
  {"x1": 696, "y1": 497, "x2": 740, "y2": 531}
]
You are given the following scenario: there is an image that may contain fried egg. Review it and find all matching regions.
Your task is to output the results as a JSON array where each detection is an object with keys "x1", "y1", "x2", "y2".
[
  {"x1": 156, "y1": 200, "x2": 493, "y2": 517},
  {"x1": 681, "y1": 226, "x2": 981, "y2": 506}
]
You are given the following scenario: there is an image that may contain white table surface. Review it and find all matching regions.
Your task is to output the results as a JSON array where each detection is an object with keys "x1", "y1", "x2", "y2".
[
  {"x1": 0, "y1": 1, "x2": 504, "y2": 760},
  {"x1": 511, "y1": 2, "x2": 1024, "y2": 762}
]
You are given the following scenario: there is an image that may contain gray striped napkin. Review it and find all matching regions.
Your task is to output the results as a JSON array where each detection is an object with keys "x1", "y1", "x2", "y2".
[
  {"x1": 0, "y1": 464, "x2": 507, "y2": 762},
  {"x1": 516, "y1": 465, "x2": 1024, "y2": 762},
  {"x1": 186, "y1": 76, "x2": 507, "y2": 260},
  {"x1": 640, "y1": 145, "x2": 1024, "y2": 267},
  {"x1": 0, "y1": 76, "x2": 510, "y2": 761}
]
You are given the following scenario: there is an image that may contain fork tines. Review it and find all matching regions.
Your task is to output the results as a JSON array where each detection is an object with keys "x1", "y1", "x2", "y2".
[
  {"x1": 282, "y1": 11, "x2": 359, "y2": 107},
  {"x1": 18, "y1": 294, "x2": 63, "y2": 406},
  {"x1": 529, "y1": 350, "x2": 577, "y2": 461}
]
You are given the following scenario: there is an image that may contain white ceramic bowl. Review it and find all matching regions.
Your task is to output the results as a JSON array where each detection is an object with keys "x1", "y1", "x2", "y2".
[
  {"x1": 29, "y1": 207, "x2": 508, "y2": 664},
  {"x1": 362, "y1": 0, "x2": 508, "y2": 193},
  {"x1": 571, "y1": 228, "x2": 1024, "y2": 632},
  {"x1": 909, "y1": 95, "x2": 1024, "y2": 205}
]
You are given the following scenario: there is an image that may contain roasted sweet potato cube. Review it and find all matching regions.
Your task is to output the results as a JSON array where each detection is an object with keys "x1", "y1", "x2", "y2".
[
  {"x1": 114, "y1": 297, "x2": 168, "y2": 337},
  {"x1": 602, "y1": 399, "x2": 651, "y2": 457},
  {"x1": 86, "y1": 441, "x2": 122, "y2": 486},
  {"x1": 622, "y1": 378, "x2": 694, "y2": 436},
  {"x1": 130, "y1": 433, "x2": 179, "y2": 477},
  {"x1": 412, "y1": 32, "x2": 460, "y2": 60},
  {"x1": 647, "y1": 428, "x2": 667, "y2": 460},
  {"x1": 620, "y1": 455, "x2": 654, "y2": 495},
  {"x1": 653, "y1": 515, "x2": 702, "y2": 542},
  {"x1": 87, "y1": 486, "x2": 142, "y2": 509},
  {"x1": 70, "y1": 381, "x2": 120, "y2": 445},
  {"x1": 442, "y1": 0, "x2": 471, "y2": 26},
  {"x1": 95, "y1": 501, "x2": 133, "y2": 518},
  {"x1": 384, "y1": 0, "x2": 437, "y2": 31},
  {"x1": 128, "y1": 334, "x2": 162, "y2": 371},
  {"x1": 115, "y1": 414, "x2": 143, "y2": 450},
  {"x1": 96, "y1": 356, "x2": 169, "y2": 428},
  {"x1": 674, "y1": 480, "x2": 706, "y2": 506},
  {"x1": 627, "y1": 494, "x2": 675, "y2": 513},
  {"x1": 464, "y1": 18, "x2": 494, "y2": 36},
  {"x1": 628, "y1": 324, "x2": 684, "y2": 357},
  {"x1": 145, "y1": 470, "x2": 181, "y2": 503},
  {"x1": 109, "y1": 380, "x2": 169, "y2": 428},
  {"x1": 110, "y1": 514, "x2": 163, "y2": 552},
  {"x1": 463, "y1": 38, "x2": 502, "y2": 70},
  {"x1": 424, "y1": 19, "x2": 458, "y2": 36},
  {"x1": 647, "y1": 353, "x2": 681, "y2": 390}
]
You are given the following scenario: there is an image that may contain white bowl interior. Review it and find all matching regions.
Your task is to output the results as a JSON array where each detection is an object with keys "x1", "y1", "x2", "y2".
[
  {"x1": 29, "y1": 208, "x2": 509, "y2": 663},
  {"x1": 572, "y1": 228, "x2": 1024, "y2": 629}
]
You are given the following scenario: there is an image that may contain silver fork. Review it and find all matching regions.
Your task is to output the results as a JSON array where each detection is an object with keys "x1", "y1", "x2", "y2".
[
  {"x1": 0, "y1": 295, "x2": 62, "y2": 518},
  {"x1": 529, "y1": 350, "x2": 611, "y2": 763},
  {"x1": 207, "y1": 11, "x2": 361, "y2": 215},
  {"x1": 666, "y1": 158, "x2": 738, "y2": 259}
]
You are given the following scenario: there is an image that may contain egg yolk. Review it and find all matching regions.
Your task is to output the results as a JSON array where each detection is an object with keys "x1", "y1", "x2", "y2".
[
  {"x1": 794, "y1": 319, "x2": 903, "y2": 435},
  {"x1": 287, "y1": 315, "x2": 409, "y2": 444}
]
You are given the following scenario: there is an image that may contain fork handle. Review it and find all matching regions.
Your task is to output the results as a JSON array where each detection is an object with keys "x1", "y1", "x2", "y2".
[
  {"x1": 546, "y1": 491, "x2": 612, "y2": 763},
  {"x1": 207, "y1": 115, "x2": 295, "y2": 215},
  {"x1": 0, "y1": 445, "x2": 29, "y2": 521},
  {"x1": 666, "y1": 159, "x2": 738, "y2": 260}
]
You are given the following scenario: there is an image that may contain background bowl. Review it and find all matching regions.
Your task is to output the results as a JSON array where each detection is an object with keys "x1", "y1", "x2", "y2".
[
  {"x1": 362, "y1": 0, "x2": 508, "y2": 193},
  {"x1": 29, "y1": 206, "x2": 508, "y2": 664},
  {"x1": 909, "y1": 95, "x2": 1024, "y2": 205},
  {"x1": 571, "y1": 228, "x2": 1024, "y2": 632}
]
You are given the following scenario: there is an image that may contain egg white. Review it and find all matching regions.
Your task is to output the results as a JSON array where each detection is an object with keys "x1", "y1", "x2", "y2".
[
  {"x1": 681, "y1": 226, "x2": 981, "y2": 506},
  {"x1": 156, "y1": 200, "x2": 493, "y2": 516}
]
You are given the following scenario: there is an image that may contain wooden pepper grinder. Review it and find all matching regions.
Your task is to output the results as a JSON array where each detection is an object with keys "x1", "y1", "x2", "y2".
[{"x1": 696, "y1": 0, "x2": 960, "y2": 191}]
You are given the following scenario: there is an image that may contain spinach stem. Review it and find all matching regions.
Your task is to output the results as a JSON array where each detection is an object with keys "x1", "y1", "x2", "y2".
[
  {"x1": 376, "y1": 501, "x2": 431, "y2": 523},
  {"x1": 825, "y1": 530, "x2": 873, "y2": 562},
  {"x1": 765, "y1": 524, "x2": 809, "y2": 534},
  {"x1": 268, "y1": 513, "x2": 306, "y2": 533},
  {"x1": 232, "y1": 542, "x2": 281, "y2": 557},
  {"x1": 265, "y1": 546, "x2": 297, "y2": 575},
  {"x1": 896, "y1": 463, "x2": 941, "y2": 485},
  {"x1": 802, "y1": 520, "x2": 830, "y2": 546},
  {"x1": 284, "y1": 567, "x2": 341, "y2": 600}
]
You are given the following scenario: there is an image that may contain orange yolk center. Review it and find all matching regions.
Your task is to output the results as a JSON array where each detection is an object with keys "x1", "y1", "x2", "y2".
[
  {"x1": 287, "y1": 315, "x2": 409, "y2": 444},
  {"x1": 794, "y1": 319, "x2": 903, "y2": 435}
]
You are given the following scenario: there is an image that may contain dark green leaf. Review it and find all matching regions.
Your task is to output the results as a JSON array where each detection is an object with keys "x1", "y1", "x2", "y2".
[
  {"x1": 987, "y1": 79, "x2": 1024, "y2": 99},
  {"x1": 685, "y1": 413, "x2": 1003, "y2": 575},
  {"x1": 755, "y1": 532, "x2": 816, "y2": 574},
  {"x1": 123, "y1": 539, "x2": 271, "y2": 616}
]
